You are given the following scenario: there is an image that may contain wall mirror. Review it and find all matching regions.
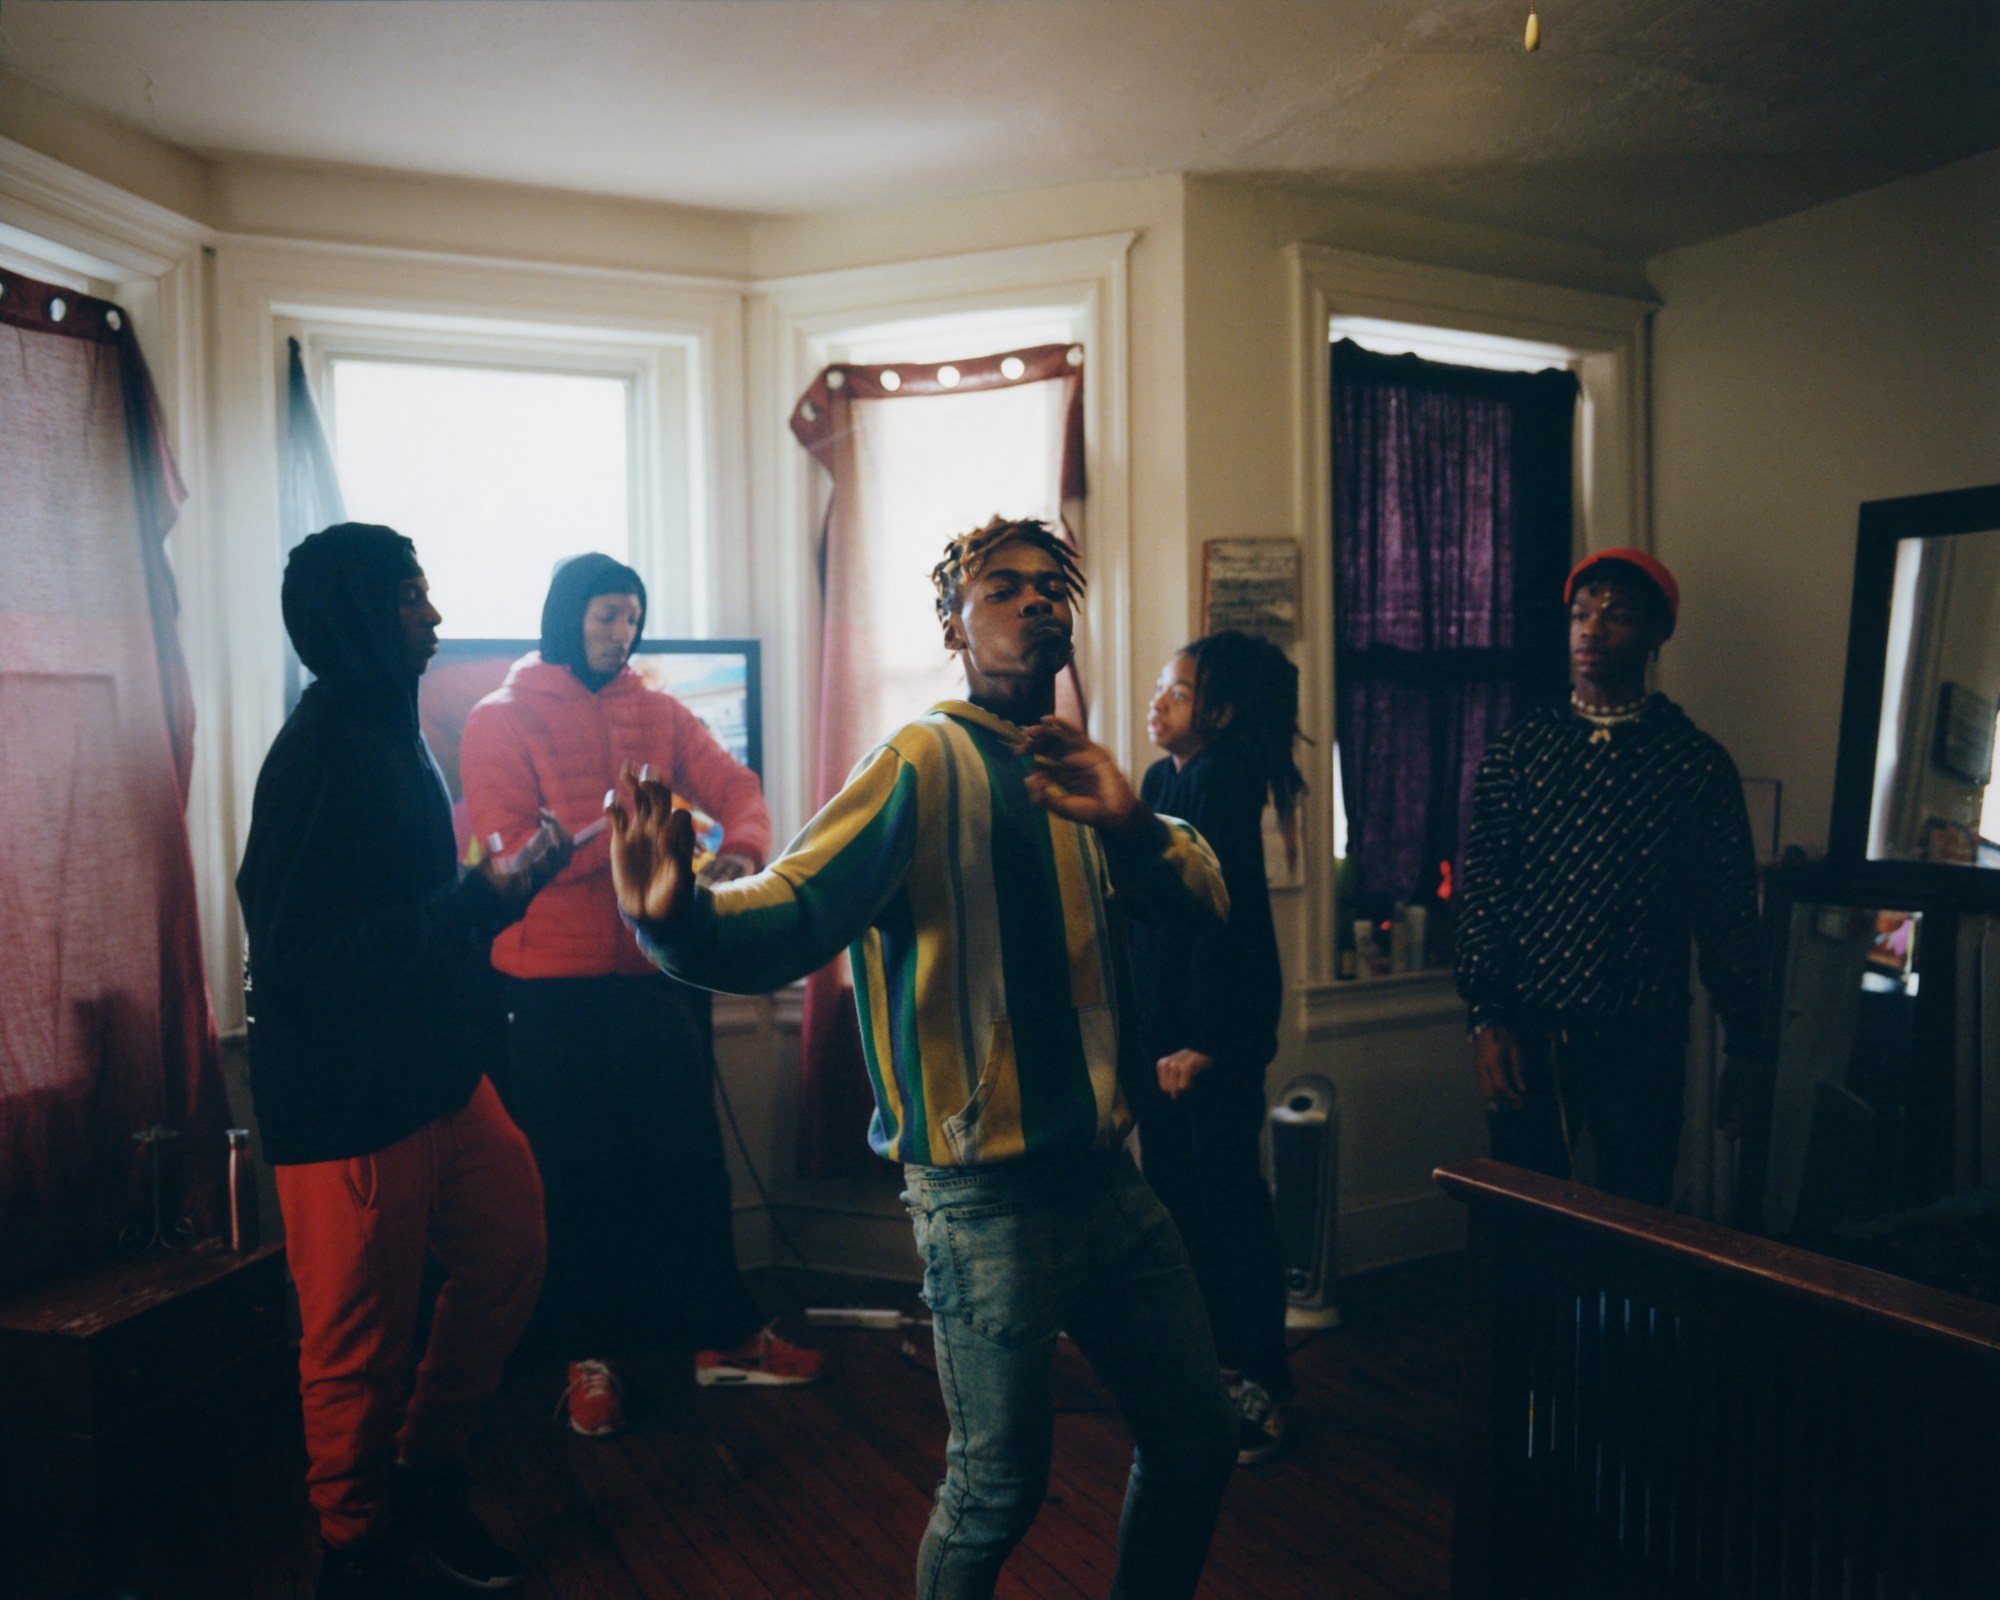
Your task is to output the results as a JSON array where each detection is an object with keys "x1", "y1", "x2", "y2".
[{"x1": 1830, "y1": 483, "x2": 2000, "y2": 909}]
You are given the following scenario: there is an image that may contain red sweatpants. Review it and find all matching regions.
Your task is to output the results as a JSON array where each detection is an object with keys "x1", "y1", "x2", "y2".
[{"x1": 275, "y1": 1078, "x2": 546, "y2": 1547}]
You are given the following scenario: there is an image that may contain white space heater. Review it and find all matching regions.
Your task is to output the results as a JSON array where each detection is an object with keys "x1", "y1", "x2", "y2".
[{"x1": 1270, "y1": 1074, "x2": 1340, "y2": 1329}]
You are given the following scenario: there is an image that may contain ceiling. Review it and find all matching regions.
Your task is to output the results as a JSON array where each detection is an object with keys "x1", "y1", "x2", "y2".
[{"x1": 3, "y1": 0, "x2": 1996, "y2": 257}]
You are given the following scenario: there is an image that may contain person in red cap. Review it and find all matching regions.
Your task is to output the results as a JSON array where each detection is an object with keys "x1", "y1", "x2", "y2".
[{"x1": 1454, "y1": 548, "x2": 1766, "y2": 1207}]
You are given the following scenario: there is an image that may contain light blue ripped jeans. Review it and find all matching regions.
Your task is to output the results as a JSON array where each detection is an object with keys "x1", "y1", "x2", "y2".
[{"x1": 902, "y1": 1147, "x2": 1237, "y2": 1600}]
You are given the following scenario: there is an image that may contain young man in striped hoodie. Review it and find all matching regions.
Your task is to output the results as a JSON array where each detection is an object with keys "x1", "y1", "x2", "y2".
[{"x1": 608, "y1": 517, "x2": 1239, "y2": 1600}]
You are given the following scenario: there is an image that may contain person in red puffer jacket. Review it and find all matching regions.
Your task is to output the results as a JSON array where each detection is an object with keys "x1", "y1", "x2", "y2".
[{"x1": 460, "y1": 553, "x2": 821, "y2": 1437}]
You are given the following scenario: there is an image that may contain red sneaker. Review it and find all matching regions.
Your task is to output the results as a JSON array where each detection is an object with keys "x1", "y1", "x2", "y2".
[
  {"x1": 694, "y1": 1325, "x2": 825, "y2": 1388},
  {"x1": 559, "y1": 1359, "x2": 625, "y2": 1437}
]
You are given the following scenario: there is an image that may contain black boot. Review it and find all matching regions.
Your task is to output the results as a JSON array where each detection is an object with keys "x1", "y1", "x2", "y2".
[
  {"x1": 316, "y1": 1533, "x2": 445, "y2": 1600},
  {"x1": 388, "y1": 1461, "x2": 524, "y2": 1591}
]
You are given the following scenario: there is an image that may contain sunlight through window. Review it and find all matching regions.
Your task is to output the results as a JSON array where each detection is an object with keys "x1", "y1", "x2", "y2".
[{"x1": 329, "y1": 360, "x2": 631, "y2": 638}]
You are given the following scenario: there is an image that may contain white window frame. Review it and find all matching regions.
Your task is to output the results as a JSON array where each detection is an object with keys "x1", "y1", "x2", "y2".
[
  {"x1": 209, "y1": 237, "x2": 747, "y2": 1026},
  {"x1": 1287, "y1": 244, "x2": 1657, "y2": 1030},
  {"x1": 747, "y1": 233, "x2": 1135, "y2": 842},
  {"x1": 290, "y1": 323, "x2": 692, "y2": 639}
]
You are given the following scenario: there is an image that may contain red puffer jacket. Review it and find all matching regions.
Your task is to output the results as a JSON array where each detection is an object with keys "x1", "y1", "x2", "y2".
[{"x1": 461, "y1": 654, "x2": 773, "y2": 978}]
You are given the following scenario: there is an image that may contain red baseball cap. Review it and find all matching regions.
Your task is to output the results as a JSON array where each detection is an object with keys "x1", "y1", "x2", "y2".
[{"x1": 1565, "y1": 547, "x2": 1679, "y2": 632}]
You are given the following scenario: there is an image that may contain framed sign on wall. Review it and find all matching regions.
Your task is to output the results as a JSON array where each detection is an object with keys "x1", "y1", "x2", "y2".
[{"x1": 1201, "y1": 538, "x2": 1300, "y2": 647}]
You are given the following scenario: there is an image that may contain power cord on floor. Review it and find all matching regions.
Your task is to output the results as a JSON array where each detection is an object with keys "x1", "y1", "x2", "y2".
[{"x1": 712, "y1": 1058, "x2": 814, "y2": 1270}]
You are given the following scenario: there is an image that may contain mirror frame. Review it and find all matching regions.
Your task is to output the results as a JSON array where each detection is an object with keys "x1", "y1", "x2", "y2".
[{"x1": 1828, "y1": 481, "x2": 2000, "y2": 910}]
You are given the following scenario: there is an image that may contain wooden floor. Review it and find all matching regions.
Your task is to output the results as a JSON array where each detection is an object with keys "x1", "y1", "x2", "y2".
[{"x1": 16, "y1": 1255, "x2": 1463, "y2": 1600}]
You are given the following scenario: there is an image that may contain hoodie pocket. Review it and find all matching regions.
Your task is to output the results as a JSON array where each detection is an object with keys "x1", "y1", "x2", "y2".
[{"x1": 941, "y1": 1017, "x2": 1016, "y2": 1164}]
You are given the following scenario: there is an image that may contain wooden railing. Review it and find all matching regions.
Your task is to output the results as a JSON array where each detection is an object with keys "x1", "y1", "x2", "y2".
[{"x1": 1435, "y1": 1160, "x2": 2000, "y2": 1600}]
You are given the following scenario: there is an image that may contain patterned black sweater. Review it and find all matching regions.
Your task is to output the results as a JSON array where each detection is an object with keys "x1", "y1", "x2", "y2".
[{"x1": 1454, "y1": 695, "x2": 1765, "y2": 1056}]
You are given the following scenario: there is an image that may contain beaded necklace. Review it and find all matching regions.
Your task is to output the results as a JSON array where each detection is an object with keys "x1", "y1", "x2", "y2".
[{"x1": 1571, "y1": 690, "x2": 1648, "y2": 745}]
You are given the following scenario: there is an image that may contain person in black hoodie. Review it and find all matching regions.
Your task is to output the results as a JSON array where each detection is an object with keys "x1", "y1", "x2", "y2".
[
  {"x1": 238, "y1": 523, "x2": 571, "y2": 1600},
  {"x1": 1132, "y1": 630, "x2": 1304, "y2": 1467}
]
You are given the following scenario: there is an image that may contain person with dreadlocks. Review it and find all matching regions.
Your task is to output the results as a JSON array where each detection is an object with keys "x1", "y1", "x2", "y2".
[
  {"x1": 605, "y1": 514, "x2": 1239, "y2": 1600},
  {"x1": 1132, "y1": 629, "x2": 1305, "y2": 1465}
]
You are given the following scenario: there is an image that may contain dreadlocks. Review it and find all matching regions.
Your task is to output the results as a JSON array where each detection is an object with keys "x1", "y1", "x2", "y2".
[
  {"x1": 931, "y1": 516, "x2": 1085, "y2": 624},
  {"x1": 1184, "y1": 630, "x2": 1307, "y2": 821}
]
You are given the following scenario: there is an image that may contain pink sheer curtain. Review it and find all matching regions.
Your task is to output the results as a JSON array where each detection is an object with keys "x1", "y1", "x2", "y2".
[
  {"x1": 0, "y1": 266, "x2": 226, "y2": 1290},
  {"x1": 788, "y1": 344, "x2": 1085, "y2": 1176}
]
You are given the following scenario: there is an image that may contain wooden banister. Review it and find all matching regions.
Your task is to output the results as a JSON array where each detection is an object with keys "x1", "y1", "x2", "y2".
[
  {"x1": 1437, "y1": 1159, "x2": 2000, "y2": 1600},
  {"x1": 1435, "y1": 1159, "x2": 2000, "y2": 1359}
]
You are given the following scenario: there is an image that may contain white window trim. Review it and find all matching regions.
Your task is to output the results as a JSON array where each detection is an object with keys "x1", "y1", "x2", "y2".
[
  {"x1": 209, "y1": 235, "x2": 749, "y2": 1025},
  {"x1": 290, "y1": 324, "x2": 690, "y2": 641},
  {"x1": 746, "y1": 233, "x2": 1135, "y2": 841},
  {"x1": 1286, "y1": 243, "x2": 1658, "y2": 1004}
]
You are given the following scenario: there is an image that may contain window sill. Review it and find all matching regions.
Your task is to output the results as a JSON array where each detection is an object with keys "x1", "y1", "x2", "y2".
[
  {"x1": 1299, "y1": 968, "x2": 1463, "y2": 1040},
  {"x1": 714, "y1": 984, "x2": 805, "y2": 1037}
]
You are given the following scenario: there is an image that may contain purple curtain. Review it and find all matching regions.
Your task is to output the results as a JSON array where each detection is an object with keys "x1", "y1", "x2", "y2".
[{"x1": 1331, "y1": 340, "x2": 1577, "y2": 906}]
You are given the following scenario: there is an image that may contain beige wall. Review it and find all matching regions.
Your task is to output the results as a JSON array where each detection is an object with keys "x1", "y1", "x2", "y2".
[
  {"x1": 28, "y1": 80, "x2": 1991, "y2": 1281},
  {"x1": 0, "y1": 66, "x2": 757, "y2": 278},
  {"x1": 207, "y1": 160, "x2": 755, "y2": 279},
  {"x1": 0, "y1": 65, "x2": 211, "y2": 221},
  {"x1": 1648, "y1": 148, "x2": 2000, "y2": 858},
  {"x1": 1171, "y1": 178, "x2": 1661, "y2": 1270}
]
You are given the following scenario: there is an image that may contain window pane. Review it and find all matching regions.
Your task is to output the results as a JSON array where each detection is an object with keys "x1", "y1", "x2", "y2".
[{"x1": 329, "y1": 360, "x2": 629, "y2": 638}]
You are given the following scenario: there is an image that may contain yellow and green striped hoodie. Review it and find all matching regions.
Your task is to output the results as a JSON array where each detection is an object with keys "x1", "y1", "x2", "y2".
[{"x1": 632, "y1": 700, "x2": 1227, "y2": 1166}]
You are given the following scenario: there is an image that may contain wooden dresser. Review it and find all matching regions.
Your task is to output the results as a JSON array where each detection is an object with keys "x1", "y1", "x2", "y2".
[{"x1": 0, "y1": 1238, "x2": 293, "y2": 1543}]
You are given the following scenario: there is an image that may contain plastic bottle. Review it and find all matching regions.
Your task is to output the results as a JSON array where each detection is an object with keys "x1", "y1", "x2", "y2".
[{"x1": 226, "y1": 1128, "x2": 259, "y2": 1253}]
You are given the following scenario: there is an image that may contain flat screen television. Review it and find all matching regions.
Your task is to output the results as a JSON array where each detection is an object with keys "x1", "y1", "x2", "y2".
[{"x1": 415, "y1": 638, "x2": 763, "y2": 857}]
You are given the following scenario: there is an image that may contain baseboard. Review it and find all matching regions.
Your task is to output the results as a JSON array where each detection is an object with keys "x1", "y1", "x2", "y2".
[
  {"x1": 738, "y1": 1187, "x2": 1464, "y2": 1284},
  {"x1": 1337, "y1": 1189, "x2": 1467, "y2": 1276},
  {"x1": 736, "y1": 1203, "x2": 921, "y2": 1282}
]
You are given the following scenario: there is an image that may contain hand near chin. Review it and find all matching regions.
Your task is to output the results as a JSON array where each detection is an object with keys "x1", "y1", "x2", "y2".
[
  {"x1": 607, "y1": 762, "x2": 697, "y2": 926},
  {"x1": 1014, "y1": 717, "x2": 1148, "y2": 834}
]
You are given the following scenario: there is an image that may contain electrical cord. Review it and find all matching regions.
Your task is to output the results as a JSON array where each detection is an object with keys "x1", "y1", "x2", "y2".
[{"x1": 711, "y1": 1054, "x2": 814, "y2": 1269}]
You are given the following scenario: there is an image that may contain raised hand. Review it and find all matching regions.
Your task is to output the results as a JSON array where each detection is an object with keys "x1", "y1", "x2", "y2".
[
  {"x1": 607, "y1": 762, "x2": 697, "y2": 926},
  {"x1": 476, "y1": 808, "x2": 574, "y2": 907},
  {"x1": 1014, "y1": 716, "x2": 1148, "y2": 834}
]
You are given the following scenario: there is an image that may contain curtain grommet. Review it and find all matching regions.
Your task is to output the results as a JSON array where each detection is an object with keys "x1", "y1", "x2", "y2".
[
  {"x1": 1001, "y1": 356, "x2": 1026, "y2": 381},
  {"x1": 799, "y1": 400, "x2": 818, "y2": 423},
  {"x1": 106, "y1": 309, "x2": 124, "y2": 331},
  {"x1": 826, "y1": 369, "x2": 846, "y2": 390},
  {"x1": 1066, "y1": 345, "x2": 1083, "y2": 367},
  {"x1": 937, "y1": 365, "x2": 960, "y2": 389},
  {"x1": 880, "y1": 369, "x2": 902, "y2": 391},
  {"x1": 49, "y1": 296, "x2": 68, "y2": 323}
]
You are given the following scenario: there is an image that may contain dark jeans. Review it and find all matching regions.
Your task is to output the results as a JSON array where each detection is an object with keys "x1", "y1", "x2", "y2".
[
  {"x1": 1136, "y1": 1053, "x2": 1291, "y2": 1398},
  {"x1": 1488, "y1": 1013, "x2": 1688, "y2": 1208},
  {"x1": 501, "y1": 974, "x2": 761, "y2": 1355},
  {"x1": 903, "y1": 1149, "x2": 1237, "y2": 1600}
]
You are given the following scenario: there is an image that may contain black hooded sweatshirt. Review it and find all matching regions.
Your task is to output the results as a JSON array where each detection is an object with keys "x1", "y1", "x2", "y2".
[{"x1": 236, "y1": 524, "x2": 521, "y2": 1164}]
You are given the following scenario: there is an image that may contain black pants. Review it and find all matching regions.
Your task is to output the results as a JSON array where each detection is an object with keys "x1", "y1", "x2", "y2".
[
  {"x1": 501, "y1": 974, "x2": 762, "y2": 1356},
  {"x1": 1136, "y1": 1054, "x2": 1291, "y2": 1400},
  {"x1": 1487, "y1": 1014, "x2": 1688, "y2": 1209}
]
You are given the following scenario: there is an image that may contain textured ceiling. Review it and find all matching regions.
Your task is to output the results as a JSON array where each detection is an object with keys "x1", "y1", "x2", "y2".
[{"x1": 3, "y1": 0, "x2": 1996, "y2": 255}]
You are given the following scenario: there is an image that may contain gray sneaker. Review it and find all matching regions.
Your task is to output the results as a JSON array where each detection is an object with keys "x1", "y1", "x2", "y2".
[{"x1": 1234, "y1": 1379, "x2": 1290, "y2": 1466}]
